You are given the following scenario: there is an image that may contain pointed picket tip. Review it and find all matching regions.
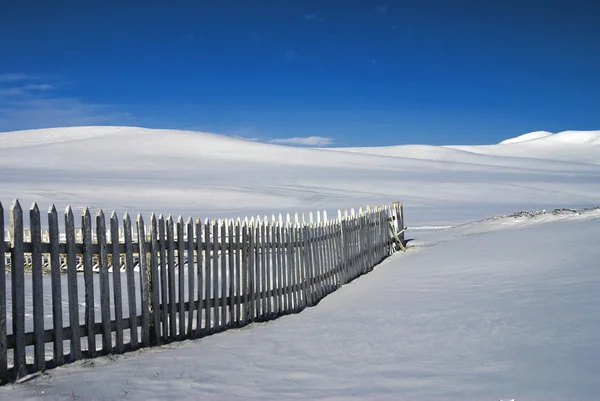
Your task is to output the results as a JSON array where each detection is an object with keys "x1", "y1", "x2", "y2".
[
  {"x1": 294, "y1": 212, "x2": 299, "y2": 224},
  {"x1": 323, "y1": 210, "x2": 328, "y2": 222},
  {"x1": 123, "y1": 212, "x2": 131, "y2": 223},
  {"x1": 302, "y1": 213, "x2": 306, "y2": 224},
  {"x1": 28, "y1": 201, "x2": 39, "y2": 214},
  {"x1": 65, "y1": 205, "x2": 74, "y2": 217},
  {"x1": 96, "y1": 209, "x2": 105, "y2": 221},
  {"x1": 271, "y1": 214, "x2": 276, "y2": 223},
  {"x1": 316, "y1": 210, "x2": 321, "y2": 224},
  {"x1": 137, "y1": 213, "x2": 145, "y2": 224},
  {"x1": 110, "y1": 210, "x2": 118, "y2": 220},
  {"x1": 278, "y1": 213, "x2": 283, "y2": 225},
  {"x1": 309, "y1": 211, "x2": 314, "y2": 223},
  {"x1": 358, "y1": 207, "x2": 363, "y2": 215},
  {"x1": 11, "y1": 199, "x2": 22, "y2": 213},
  {"x1": 186, "y1": 216, "x2": 193, "y2": 225},
  {"x1": 48, "y1": 203, "x2": 57, "y2": 215},
  {"x1": 204, "y1": 217, "x2": 210, "y2": 225},
  {"x1": 263, "y1": 215, "x2": 268, "y2": 224},
  {"x1": 177, "y1": 215, "x2": 184, "y2": 224},
  {"x1": 286, "y1": 213, "x2": 291, "y2": 224},
  {"x1": 229, "y1": 219, "x2": 234, "y2": 227},
  {"x1": 337, "y1": 209, "x2": 342, "y2": 220},
  {"x1": 166, "y1": 214, "x2": 174, "y2": 224}
]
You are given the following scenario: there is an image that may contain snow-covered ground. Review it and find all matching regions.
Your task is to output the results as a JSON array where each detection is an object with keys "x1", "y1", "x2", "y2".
[
  {"x1": 1, "y1": 127, "x2": 600, "y2": 400},
  {"x1": 1, "y1": 209, "x2": 599, "y2": 401}
]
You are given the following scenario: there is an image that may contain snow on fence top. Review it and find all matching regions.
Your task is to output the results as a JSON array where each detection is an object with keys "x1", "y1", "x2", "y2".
[{"x1": 0, "y1": 199, "x2": 405, "y2": 384}]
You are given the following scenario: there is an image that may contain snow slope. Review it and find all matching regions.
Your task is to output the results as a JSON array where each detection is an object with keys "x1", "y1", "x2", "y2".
[
  {"x1": 2, "y1": 210, "x2": 599, "y2": 400},
  {"x1": 1, "y1": 127, "x2": 600, "y2": 226},
  {"x1": 1, "y1": 126, "x2": 600, "y2": 399},
  {"x1": 499, "y1": 130, "x2": 554, "y2": 144}
]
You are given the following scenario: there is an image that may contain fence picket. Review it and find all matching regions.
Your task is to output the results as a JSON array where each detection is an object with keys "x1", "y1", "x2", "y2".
[
  {"x1": 167, "y1": 216, "x2": 177, "y2": 340},
  {"x1": 228, "y1": 221, "x2": 235, "y2": 326},
  {"x1": 10, "y1": 201, "x2": 26, "y2": 379},
  {"x1": 187, "y1": 218, "x2": 195, "y2": 338},
  {"x1": 253, "y1": 222, "x2": 260, "y2": 319},
  {"x1": 212, "y1": 220, "x2": 219, "y2": 330},
  {"x1": 82, "y1": 208, "x2": 96, "y2": 357},
  {"x1": 123, "y1": 213, "x2": 138, "y2": 349},
  {"x1": 137, "y1": 215, "x2": 150, "y2": 347},
  {"x1": 240, "y1": 222, "x2": 249, "y2": 326},
  {"x1": 220, "y1": 220, "x2": 227, "y2": 329},
  {"x1": 291, "y1": 223, "x2": 300, "y2": 310},
  {"x1": 235, "y1": 221, "x2": 242, "y2": 326},
  {"x1": 195, "y1": 219, "x2": 203, "y2": 336},
  {"x1": 260, "y1": 219, "x2": 268, "y2": 318},
  {"x1": 270, "y1": 220, "x2": 277, "y2": 316},
  {"x1": 276, "y1": 222, "x2": 284, "y2": 314},
  {"x1": 96, "y1": 210, "x2": 111, "y2": 353},
  {"x1": 30, "y1": 203, "x2": 45, "y2": 371},
  {"x1": 0, "y1": 203, "x2": 5, "y2": 380},
  {"x1": 65, "y1": 206, "x2": 81, "y2": 361},
  {"x1": 158, "y1": 216, "x2": 168, "y2": 342},
  {"x1": 204, "y1": 220, "x2": 212, "y2": 333},
  {"x1": 150, "y1": 214, "x2": 161, "y2": 344},
  {"x1": 110, "y1": 212, "x2": 124, "y2": 353},
  {"x1": 177, "y1": 218, "x2": 185, "y2": 339}
]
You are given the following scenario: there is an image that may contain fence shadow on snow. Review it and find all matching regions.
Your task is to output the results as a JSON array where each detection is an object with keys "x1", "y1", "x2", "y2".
[{"x1": 0, "y1": 200, "x2": 405, "y2": 384}]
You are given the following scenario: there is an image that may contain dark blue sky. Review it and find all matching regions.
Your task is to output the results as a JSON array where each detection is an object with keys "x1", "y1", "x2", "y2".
[{"x1": 1, "y1": 0, "x2": 599, "y2": 146}]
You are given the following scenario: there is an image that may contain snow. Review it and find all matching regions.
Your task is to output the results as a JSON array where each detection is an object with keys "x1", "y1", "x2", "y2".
[
  {"x1": 499, "y1": 130, "x2": 554, "y2": 144},
  {"x1": 1, "y1": 126, "x2": 600, "y2": 227},
  {"x1": 1, "y1": 126, "x2": 600, "y2": 399},
  {"x1": 2, "y1": 210, "x2": 600, "y2": 400}
]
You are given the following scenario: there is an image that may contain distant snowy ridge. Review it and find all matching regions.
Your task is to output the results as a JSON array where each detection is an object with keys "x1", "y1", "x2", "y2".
[
  {"x1": 499, "y1": 130, "x2": 554, "y2": 144},
  {"x1": 499, "y1": 130, "x2": 600, "y2": 146}
]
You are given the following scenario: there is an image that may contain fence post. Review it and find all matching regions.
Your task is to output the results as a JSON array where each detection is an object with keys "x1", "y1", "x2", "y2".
[
  {"x1": 0, "y1": 203, "x2": 7, "y2": 382},
  {"x1": 10, "y1": 200, "x2": 27, "y2": 379}
]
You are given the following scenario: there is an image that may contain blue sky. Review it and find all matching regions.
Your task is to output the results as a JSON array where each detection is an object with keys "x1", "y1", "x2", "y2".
[{"x1": 1, "y1": 0, "x2": 599, "y2": 146}]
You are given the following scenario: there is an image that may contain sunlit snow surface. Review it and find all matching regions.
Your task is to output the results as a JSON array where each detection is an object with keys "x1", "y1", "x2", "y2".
[{"x1": 1, "y1": 127, "x2": 599, "y2": 400}]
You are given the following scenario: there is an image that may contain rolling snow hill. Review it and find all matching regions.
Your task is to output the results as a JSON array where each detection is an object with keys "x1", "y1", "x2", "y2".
[{"x1": 1, "y1": 126, "x2": 599, "y2": 226}]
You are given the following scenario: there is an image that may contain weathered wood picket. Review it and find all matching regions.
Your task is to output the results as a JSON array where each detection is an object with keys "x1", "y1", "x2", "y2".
[{"x1": 0, "y1": 200, "x2": 405, "y2": 384}]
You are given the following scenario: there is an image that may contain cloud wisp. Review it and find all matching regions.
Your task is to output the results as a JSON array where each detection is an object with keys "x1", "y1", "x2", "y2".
[
  {"x1": 268, "y1": 136, "x2": 334, "y2": 146},
  {"x1": 0, "y1": 73, "x2": 133, "y2": 132}
]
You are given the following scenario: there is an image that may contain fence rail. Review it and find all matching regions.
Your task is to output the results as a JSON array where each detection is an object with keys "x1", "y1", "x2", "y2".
[{"x1": 0, "y1": 200, "x2": 405, "y2": 384}]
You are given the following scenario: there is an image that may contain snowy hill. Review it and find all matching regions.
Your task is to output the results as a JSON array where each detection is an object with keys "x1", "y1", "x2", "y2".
[
  {"x1": 1, "y1": 126, "x2": 600, "y2": 225},
  {"x1": 1, "y1": 126, "x2": 600, "y2": 399},
  {"x1": 498, "y1": 130, "x2": 554, "y2": 144}
]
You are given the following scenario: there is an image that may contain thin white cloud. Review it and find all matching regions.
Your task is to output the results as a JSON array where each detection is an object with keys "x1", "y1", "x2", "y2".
[
  {"x1": 377, "y1": 5, "x2": 387, "y2": 13},
  {"x1": 0, "y1": 84, "x2": 54, "y2": 97},
  {"x1": 268, "y1": 136, "x2": 334, "y2": 146},
  {"x1": 304, "y1": 14, "x2": 324, "y2": 22},
  {"x1": 0, "y1": 73, "x2": 42, "y2": 82},
  {"x1": 0, "y1": 74, "x2": 133, "y2": 132}
]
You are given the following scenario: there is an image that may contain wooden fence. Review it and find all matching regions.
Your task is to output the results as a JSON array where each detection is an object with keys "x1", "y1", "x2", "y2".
[{"x1": 0, "y1": 200, "x2": 405, "y2": 384}]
